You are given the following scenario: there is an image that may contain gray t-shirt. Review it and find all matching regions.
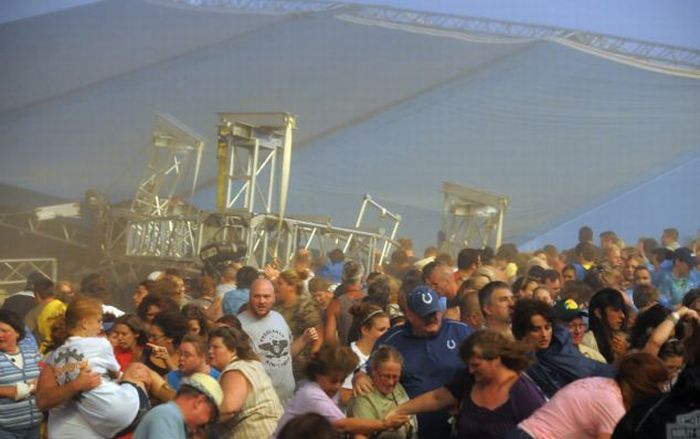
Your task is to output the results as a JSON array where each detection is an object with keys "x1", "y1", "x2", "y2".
[{"x1": 238, "y1": 310, "x2": 295, "y2": 404}]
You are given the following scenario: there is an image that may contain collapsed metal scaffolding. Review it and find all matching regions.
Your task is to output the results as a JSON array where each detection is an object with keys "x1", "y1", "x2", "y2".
[
  {"x1": 1, "y1": 110, "x2": 518, "y2": 283},
  {"x1": 0, "y1": 258, "x2": 57, "y2": 290},
  {"x1": 79, "y1": 112, "x2": 400, "y2": 278},
  {"x1": 0, "y1": 203, "x2": 87, "y2": 249},
  {"x1": 439, "y1": 182, "x2": 509, "y2": 255}
]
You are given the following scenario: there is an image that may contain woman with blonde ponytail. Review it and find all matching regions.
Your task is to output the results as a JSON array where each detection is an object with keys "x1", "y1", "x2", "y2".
[{"x1": 36, "y1": 297, "x2": 151, "y2": 438}]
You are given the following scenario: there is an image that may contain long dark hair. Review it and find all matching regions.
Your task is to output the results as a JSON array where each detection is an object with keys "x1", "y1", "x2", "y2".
[
  {"x1": 628, "y1": 304, "x2": 669, "y2": 350},
  {"x1": 113, "y1": 314, "x2": 149, "y2": 346},
  {"x1": 152, "y1": 311, "x2": 189, "y2": 347},
  {"x1": 588, "y1": 288, "x2": 629, "y2": 363},
  {"x1": 181, "y1": 304, "x2": 211, "y2": 337}
]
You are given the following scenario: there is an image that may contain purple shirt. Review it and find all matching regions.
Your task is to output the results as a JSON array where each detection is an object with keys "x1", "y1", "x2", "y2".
[
  {"x1": 273, "y1": 381, "x2": 344, "y2": 437},
  {"x1": 446, "y1": 371, "x2": 546, "y2": 439}
]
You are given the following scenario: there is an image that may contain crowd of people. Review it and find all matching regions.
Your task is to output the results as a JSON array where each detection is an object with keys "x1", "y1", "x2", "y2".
[{"x1": 1, "y1": 225, "x2": 699, "y2": 439}]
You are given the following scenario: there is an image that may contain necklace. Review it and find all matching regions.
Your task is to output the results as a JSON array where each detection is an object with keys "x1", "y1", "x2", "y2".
[{"x1": 3, "y1": 350, "x2": 23, "y2": 368}]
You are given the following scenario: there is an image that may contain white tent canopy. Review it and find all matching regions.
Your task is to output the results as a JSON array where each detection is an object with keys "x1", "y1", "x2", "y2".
[{"x1": 2, "y1": 0, "x2": 699, "y2": 252}]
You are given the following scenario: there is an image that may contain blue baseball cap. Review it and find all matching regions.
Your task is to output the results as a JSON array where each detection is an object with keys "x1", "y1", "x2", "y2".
[{"x1": 406, "y1": 285, "x2": 446, "y2": 317}]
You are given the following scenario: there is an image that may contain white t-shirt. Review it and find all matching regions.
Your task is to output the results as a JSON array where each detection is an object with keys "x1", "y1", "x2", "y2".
[
  {"x1": 102, "y1": 304, "x2": 125, "y2": 318},
  {"x1": 216, "y1": 282, "x2": 237, "y2": 298},
  {"x1": 238, "y1": 310, "x2": 296, "y2": 405},
  {"x1": 342, "y1": 342, "x2": 369, "y2": 390},
  {"x1": 47, "y1": 336, "x2": 139, "y2": 438}
]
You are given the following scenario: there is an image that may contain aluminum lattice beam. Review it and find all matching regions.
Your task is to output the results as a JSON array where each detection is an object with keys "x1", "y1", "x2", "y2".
[
  {"x1": 0, "y1": 258, "x2": 57, "y2": 288},
  {"x1": 340, "y1": 5, "x2": 700, "y2": 71},
  {"x1": 567, "y1": 32, "x2": 700, "y2": 70},
  {"x1": 0, "y1": 210, "x2": 88, "y2": 248},
  {"x1": 440, "y1": 182, "x2": 508, "y2": 255},
  {"x1": 155, "y1": 0, "x2": 700, "y2": 71},
  {"x1": 216, "y1": 113, "x2": 295, "y2": 215},
  {"x1": 131, "y1": 113, "x2": 205, "y2": 217},
  {"x1": 154, "y1": 0, "x2": 341, "y2": 14},
  {"x1": 342, "y1": 6, "x2": 568, "y2": 41}
]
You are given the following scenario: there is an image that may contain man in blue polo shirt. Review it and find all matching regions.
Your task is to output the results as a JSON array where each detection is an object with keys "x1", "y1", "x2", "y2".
[{"x1": 374, "y1": 285, "x2": 474, "y2": 439}]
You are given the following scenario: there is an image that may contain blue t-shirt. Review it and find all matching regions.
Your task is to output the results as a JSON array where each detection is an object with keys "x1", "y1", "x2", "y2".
[
  {"x1": 317, "y1": 262, "x2": 344, "y2": 284},
  {"x1": 167, "y1": 368, "x2": 221, "y2": 391},
  {"x1": 655, "y1": 271, "x2": 698, "y2": 305},
  {"x1": 134, "y1": 401, "x2": 186, "y2": 439},
  {"x1": 374, "y1": 319, "x2": 474, "y2": 439},
  {"x1": 222, "y1": 288, "x2": 249, "y2": 316}
]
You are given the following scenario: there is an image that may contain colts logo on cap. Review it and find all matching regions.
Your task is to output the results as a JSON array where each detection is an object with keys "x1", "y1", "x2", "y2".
[
  {"x1": 421, "y1": 293, "x2": 433, "y2": 304},
  {"x1": 446, "y1": 340, "x2": 456, "y2": 350}
]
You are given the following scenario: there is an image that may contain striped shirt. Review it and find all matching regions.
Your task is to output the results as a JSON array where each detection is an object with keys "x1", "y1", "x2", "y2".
[
  {"x1": 212, "y1": 359, "x2": 283, "y2": 439},
  {"x1": 0, "y1": 339, "x2": 42, "y2": 431}
]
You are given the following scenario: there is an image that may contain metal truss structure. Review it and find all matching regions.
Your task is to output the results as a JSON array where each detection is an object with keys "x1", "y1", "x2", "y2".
[
  {"x1": 340, "y1": 6, "x2": 568, "y2": 41},
  {"x1": 439, "y1": 182, "x2": 508, "y2": 255},
  {"x1": 2, "y1": 111, "x2": 401, "y2": 283},
  {"x1": 158, "y1": 0, "x2": 700, "y2": 71},
  {"x1": 564, "y1": 32, "x2": 700, "y2": 70},
  {"x1": 347, "y1": 194, "x2": 401, "y2": 265},
  {"x1": 244, "y1": 211, "x2": 397, "y2": 270},
  {"x1": 130, "y1": 113, "x2": 205, "y2": 217},
  {"x1": 0, "y1": 205, "x2": 88, "y2": 249},
  {"x1": 338, "y1": 6, "x2": 700, "y2": 71},
  {"x1": 0, "y1": 258, "x2": 57, "y2": 289},
  {"x1": 152, "y1": 0, "x2": 340, "y2": 15},
  {"x1": 122, "y1": 114, "x2": 205, "y2": 265},
  {"x1": 216, "y1": 112, "x2": 295, "y2": 216},
  {"x1": 107, "y1": 111, "x2": 398, "y2": 275},
  {"x1": 125, "y1": 215, "x2": 201, "y2": 260}
]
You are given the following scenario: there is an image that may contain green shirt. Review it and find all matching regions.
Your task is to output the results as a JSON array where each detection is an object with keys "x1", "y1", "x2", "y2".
[
  {"x1": 275, "y1": 296, "x2": 322, "y2": 380},
  {"x1": 348, "y1": 384, "x2": 418, "y2": 438}
]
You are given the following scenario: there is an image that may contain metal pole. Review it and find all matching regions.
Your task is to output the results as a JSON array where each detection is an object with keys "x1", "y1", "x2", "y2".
[
  {"x1": 495, "y1": 206, "x2": 505, "y2": 249},
  {"x1": 216, "y1": 124, "x2": 230, "y2": 212}
]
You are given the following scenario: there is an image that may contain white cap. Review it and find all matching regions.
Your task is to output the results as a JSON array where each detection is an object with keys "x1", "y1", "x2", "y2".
[{"x1": 181, "y1": 373, "x2": 223, "y2": 409}]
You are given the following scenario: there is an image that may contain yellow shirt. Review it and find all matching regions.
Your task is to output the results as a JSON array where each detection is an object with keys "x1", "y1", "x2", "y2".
[{"x1": 37, "y1": 299, "x2": 67, "y2": 354}]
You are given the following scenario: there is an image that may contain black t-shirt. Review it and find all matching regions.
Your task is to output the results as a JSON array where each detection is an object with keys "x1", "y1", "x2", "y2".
[{"x1": 612, "y1": 366, "x2": 700, "y2": 439}]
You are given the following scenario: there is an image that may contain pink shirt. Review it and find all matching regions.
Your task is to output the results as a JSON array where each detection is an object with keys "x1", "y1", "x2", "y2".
[{"x1": 519, "y1": 377, "x2": 625, "y2": 439}]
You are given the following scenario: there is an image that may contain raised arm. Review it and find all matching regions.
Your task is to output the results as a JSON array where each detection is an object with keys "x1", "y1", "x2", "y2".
[{"x1": 644, "y1": 306, "x2": 698, "y2": 356}]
